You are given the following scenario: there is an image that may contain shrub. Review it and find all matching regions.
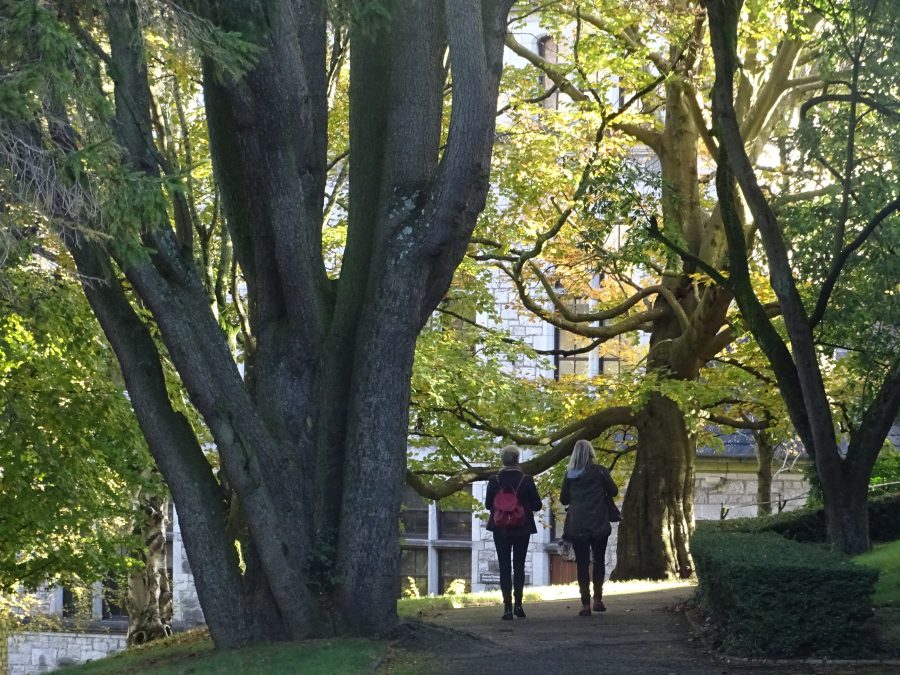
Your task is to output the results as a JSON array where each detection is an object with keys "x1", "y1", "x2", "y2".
[
  {"x1": 870, "y1": 453, "x2": 900, "y2": 493},
  {"x1": 692, "y1": 530, "x2": 878, "y2": 657},
  {"x1": 696, "y1": 491, "x2": 900, "y2": 544}
]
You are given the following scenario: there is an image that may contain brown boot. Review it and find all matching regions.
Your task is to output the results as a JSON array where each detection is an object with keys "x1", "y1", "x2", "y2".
[
  {"x1": 578, "y1": 604, "x2": 591, "y2": 617},
  {"x1": 593, "y1": 595, "x2": 606, "y2": 612}
]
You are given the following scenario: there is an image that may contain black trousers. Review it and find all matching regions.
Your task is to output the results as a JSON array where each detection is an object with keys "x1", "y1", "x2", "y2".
[
  {"x1": 572, "y1": 534, "x2": 610, "y2": 605},
  {"x1": 492, "y1": 532, "x2": 530, "y2": 606}
]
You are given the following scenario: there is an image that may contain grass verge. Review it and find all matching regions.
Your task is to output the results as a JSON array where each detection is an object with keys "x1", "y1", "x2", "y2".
[
  {"x1": 856, "y1": 539, "x2": 900, "y2": 606},
  {"x1": 857, "y1": 539, "x2": 900, "y2": 654},
  {"x1": 60, "y1": 630, "x2": 384, "y2": 675}
]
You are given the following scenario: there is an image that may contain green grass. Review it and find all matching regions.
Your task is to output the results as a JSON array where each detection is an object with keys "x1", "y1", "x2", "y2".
[
  {"x1": 856, "y1": 539, "x2": 900, "y2": 606},
  {"x1": 856, "y1": 539, "x2": 900, "y2": 653},
  {"x1": 60, "y1": 629, "x2": 384, "y2": 675}
]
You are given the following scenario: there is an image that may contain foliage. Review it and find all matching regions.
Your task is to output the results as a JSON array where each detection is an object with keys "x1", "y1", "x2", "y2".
[
  {"x1": 692, "y1": 530, "x2": 878, "y2": 657},
  {"x1": 870, "y1": 452, "x2": 900, "y2": 494},
  {"x1": 0, "y1": 240, "x2": 153, "y2": 592},
  {"x1": 697, "y1": 491, "x2": 900, "y2": 544}
]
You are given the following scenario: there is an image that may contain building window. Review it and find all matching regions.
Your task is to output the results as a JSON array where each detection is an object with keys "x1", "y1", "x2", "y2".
[
  {"x1": 555, "y1": 298, "x2": 594, "y2": 379},
  {"x1": 549, "y1": 501, "x2": 566, "y2": 542},
  {"x1": 400, "y1": 486, "x2": 430, "y2": 540},
  {"x1": 101, "y1": 573, "x2": 128, "y2": 620},
  {"x1": 400, "y1": 547, "x2": 429, "y2": 598},
  {"x1": 61, "y1": 587, "x2": 79, "y2": 619},
  {"x1": 438, "y1": 549, "x2": 472, "y2": 595},
  {"x1": 599, "y1": 354, "x2": 621, "y2": 375},
  {"x1": 437, "y1": 486, "x2": 472, "y2": 541}
]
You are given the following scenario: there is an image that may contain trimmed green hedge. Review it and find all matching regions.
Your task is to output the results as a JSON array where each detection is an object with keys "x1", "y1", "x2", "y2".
[
  {"x1": 692, "y1": 530, "x2": 878, "y2": 657},
  {"x1": 696, "y1": 491, "x2": 900, "y2": 544}
]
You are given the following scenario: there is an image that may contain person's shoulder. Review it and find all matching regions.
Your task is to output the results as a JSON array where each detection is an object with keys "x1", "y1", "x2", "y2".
[{"x1": 590, "y1": 463, "x2": 610, "y2": 478}]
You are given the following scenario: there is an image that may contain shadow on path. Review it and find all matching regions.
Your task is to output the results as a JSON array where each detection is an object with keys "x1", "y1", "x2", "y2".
[{"x1": 381, "y1": 583, "x2": 890, "y2": 674}]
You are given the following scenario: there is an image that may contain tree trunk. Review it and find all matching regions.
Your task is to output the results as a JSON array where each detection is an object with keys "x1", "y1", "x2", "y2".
[
  {"x1": 823, "y1": 476, "x2": 871, "y2": 554},
  {"x1": 612, "y1": 392, "x2": 695, "y2": 579},
  {"x1": 126, "y1": 494, "x2": 173, "y2": 646},
  {"x1": 753, "y1": 429, "x2": 775, "y2": 516},
  {"x1": 705, "y1": 0, "x2": 900, "y2": 557},
  {"x1": 5, "y1": 0, "x2": 512, "y2": 647}
]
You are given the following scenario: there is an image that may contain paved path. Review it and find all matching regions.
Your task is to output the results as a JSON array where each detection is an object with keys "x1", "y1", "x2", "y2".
[{"x1": 384, "y1": 583, "x2": 895, "y2": 674}]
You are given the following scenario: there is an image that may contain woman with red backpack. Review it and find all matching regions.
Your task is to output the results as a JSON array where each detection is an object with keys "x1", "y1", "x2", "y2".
[
  {"x1": 485, "y1": 445, "x2": 543, "y2": 620},
  {"x1": 561, "y1": 439, "x2": 619, "y2": 617}
]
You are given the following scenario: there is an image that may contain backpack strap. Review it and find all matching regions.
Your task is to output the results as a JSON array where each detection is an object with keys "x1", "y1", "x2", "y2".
[{"x1": 514, "y1": 473, "x2": 525, "y2": 493}]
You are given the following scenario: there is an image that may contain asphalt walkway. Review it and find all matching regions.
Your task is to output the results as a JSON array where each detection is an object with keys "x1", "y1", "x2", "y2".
[{"x1": 392, "y1": 583, "x2": 897, "y2": 674}]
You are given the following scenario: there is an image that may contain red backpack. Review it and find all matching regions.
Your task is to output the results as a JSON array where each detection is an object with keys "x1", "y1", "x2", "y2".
[{"x1": 492, "y1": 473, "x2": 526, "y2": 528}]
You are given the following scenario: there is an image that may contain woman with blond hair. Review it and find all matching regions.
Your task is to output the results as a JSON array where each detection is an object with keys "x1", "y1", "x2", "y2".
[
  {"x1": 561, "y1": 439, "x2": 619, "y2": 616},
  {"x1": 485, "y1": 445, "x2": 542, "y2": 620}
]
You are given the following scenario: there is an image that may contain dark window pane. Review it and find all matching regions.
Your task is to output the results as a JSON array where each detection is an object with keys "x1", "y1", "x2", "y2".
[
  {"x1": 102, "y1": 573, "x2": 127, "y2": 619},
  {"x1": 438, "y1": 487, "x2": 472, "y2": 540},
  {"x1": 438, "y1": 549, "x2": 471, "y2": 595},
  {"x1": 401, "y1": 486, "x2": 430, "y2": 539},
  {"x1": 555, "y1": 298, "x2": 595, "y2": 378},
  {"x1": 400, "y1": 547, "x2": 428, "y2": 598}
]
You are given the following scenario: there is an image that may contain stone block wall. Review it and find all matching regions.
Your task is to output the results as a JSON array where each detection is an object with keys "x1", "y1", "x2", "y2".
[
  {"x1": 693, "y1": 471, "x2": 808, "y2": 521},
  {"x1": 170, "y1": 510, "x2": 204, "y2": 629},
  {"x1": 6, "y1": 632, "x2": 126, "y2": 674},
  {"x1": 481, "y1": 273, "x2": 556, "y2": 381}
]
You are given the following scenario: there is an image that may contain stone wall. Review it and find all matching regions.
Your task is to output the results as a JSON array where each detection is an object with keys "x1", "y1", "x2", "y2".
[
  {"x1": 6, "y1": 632, "x2": 126, "y2": 674},
  {"x1": 170, "y1": 510, "x2": 204, "y2": 629},
  {"x1": 693, "y1": 470, "x2": 808, "y2": 521}
]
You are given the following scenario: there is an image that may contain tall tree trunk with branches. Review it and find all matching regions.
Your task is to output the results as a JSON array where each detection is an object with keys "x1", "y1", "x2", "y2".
[
  {"x1": 0, "y1": 0, "x2": 514, "y2": 646},
  {"x1": 705, "y1": 0, "x2": 900, "y2": 555},
  {"x1": 500, "y1": 0, "x2": 822, "y2": 579}
]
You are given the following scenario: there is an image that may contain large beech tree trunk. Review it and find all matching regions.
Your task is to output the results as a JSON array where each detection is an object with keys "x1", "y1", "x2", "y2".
[
  {"x1": 3, "y1": 0, "x2": 514, "y2": 647},
  {"x1": 612, "y1": 393, "x2": 695, "y2": 579},
  {"x1": 608, "y1": 0, "x2": 814, "y2": 577},
  {"x1": 611, "y1": 33, "x2": 728, "y2": 579}
]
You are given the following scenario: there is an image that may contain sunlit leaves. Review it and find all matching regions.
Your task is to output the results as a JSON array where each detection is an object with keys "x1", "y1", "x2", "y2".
[{"x1": 0, "y1": 249, "x2": 151, "y2": 592}]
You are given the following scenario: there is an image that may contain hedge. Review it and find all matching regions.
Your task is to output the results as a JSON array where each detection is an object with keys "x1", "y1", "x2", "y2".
[
  {"x1": 695, "y1": 491, "x2": 900, "y2": 544},
  {"x1": 692, "y1": 530, "x2": 878, "y2": 657}
]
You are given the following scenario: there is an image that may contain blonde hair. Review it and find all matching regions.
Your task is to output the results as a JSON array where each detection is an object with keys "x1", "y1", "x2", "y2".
[
  {"x1": 500, "y1": 445, "x2": 521, "y2": 467},
  {"x1": 567, "y1": 439, "x2": 595, "y2": 471}
]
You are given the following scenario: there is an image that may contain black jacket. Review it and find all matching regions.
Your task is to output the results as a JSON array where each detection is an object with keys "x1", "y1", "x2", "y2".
[
  {"x1": 485, "y1": 467, "x2": 543, "y2": 537},
  {"x1": 560, "y1": 462, "x2": 619, "y2": 540}
]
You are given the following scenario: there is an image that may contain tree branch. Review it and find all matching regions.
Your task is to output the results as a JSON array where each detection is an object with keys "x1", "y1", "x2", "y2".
[
  {"x1": 407, "y1": 406, "x2": 635, "y2": 499},
  {"x1": 809, "y1": 196, "x2": 900, "y2": 328},
  {"x1": 503, "y1": 33, "x2": 589, "y2": 102}
]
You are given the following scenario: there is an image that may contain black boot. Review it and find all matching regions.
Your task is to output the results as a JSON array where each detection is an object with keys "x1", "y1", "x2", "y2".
[
  {"x1": 514, "y1": 603, "x2": 526, "y2": 618},
  {"x1": 502, "y1": 603, "x2": 513, "y2": 620}
]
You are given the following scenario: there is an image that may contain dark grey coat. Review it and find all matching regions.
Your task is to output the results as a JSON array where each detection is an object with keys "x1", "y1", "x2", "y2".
[{"x1": 560, "y1": 462, "x2": 619, "y2": 540}]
